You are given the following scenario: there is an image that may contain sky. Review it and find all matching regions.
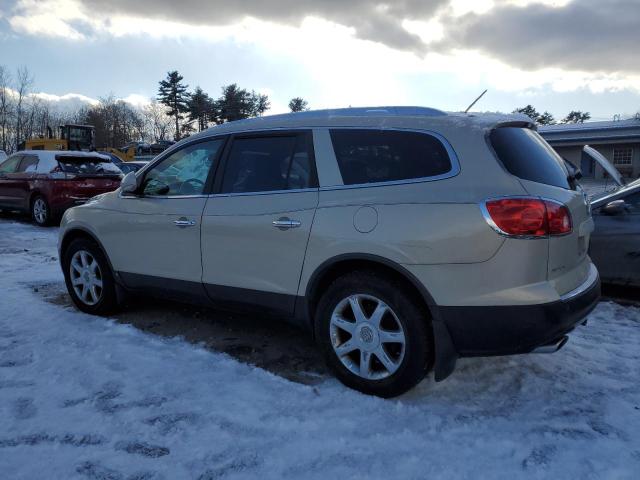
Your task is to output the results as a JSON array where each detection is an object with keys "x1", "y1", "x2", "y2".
[{"x1": 0, "y1": 0, "x2": 639, "y2": 120}]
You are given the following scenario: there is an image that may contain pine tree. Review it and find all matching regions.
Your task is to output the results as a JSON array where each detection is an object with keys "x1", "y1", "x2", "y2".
[
  {"x1": 562, "y1": 111, "x2": 591, "y2": 124},
  {"x1": 158, "y1": 71, "x2": 190, "y2": 140},
  {"x1": 514, "y1": 105, "x2": 555, "y2": 125},
  {"x1": 217, "y1": 84, "x2": 270, "y2": 123},
  {"x1": 537, "y1": 111, "x2": 556, "y2": 125},
  {"x1": 187, "y1": 87, "x2": 217, "y2": 131},
  {"x1": 288, "y1": 97, "x2": 309, "y2": 112}
]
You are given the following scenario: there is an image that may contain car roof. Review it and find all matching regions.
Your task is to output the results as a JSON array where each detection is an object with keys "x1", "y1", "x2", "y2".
[{"x1": 184, "y1": 106, "x2": 533, "y2": 142}]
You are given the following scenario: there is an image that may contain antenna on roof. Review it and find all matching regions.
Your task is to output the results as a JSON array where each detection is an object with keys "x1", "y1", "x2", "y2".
[{"x1": 464, "y1": 89, "x2": 488, "y2": 114}]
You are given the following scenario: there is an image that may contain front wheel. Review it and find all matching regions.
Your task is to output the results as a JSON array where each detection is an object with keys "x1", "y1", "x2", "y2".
[
  {"x1": 62, "y1": 238, "x2": 119, "y2": 316},
  {"x1": 314, "y1": 271, "x2": 433, "y2": 398}
]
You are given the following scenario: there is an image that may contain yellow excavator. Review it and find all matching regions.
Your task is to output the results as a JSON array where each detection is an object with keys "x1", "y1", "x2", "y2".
[{"x1": 23, "y1": 124, "x2": 136, "y2": 161}]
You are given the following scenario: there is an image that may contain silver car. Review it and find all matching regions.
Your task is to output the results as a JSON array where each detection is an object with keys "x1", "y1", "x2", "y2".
[{"x1": 58, "y1": 107, "x2": 600, "y2": 397}]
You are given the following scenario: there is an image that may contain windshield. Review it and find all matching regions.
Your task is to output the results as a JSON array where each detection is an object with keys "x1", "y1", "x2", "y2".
[{"x1": 56, "y1": 155, "x2": 122, "y2": 175}]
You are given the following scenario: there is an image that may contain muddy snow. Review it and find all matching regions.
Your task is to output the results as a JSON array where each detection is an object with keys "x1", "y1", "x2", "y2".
[{"x1": 0, "y1": 217, "x2": 639, "y2": 479}]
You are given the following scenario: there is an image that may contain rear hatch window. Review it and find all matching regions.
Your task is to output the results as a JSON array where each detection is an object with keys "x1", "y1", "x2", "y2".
[
  {"x1": 490, "y1": 127, "x2": 571, "y2": 190},
  {"x1": 56, "y1": 155, "x2": 122, "y2": 177}
]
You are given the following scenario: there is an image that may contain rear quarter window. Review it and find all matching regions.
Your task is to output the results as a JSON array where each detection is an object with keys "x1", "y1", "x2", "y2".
[
  {"x1": 329, "y1": 129, "x2": 453, "y2": 185},
  {"x1": 490, "y1": 127, "x2": 570, "y2": 190}
]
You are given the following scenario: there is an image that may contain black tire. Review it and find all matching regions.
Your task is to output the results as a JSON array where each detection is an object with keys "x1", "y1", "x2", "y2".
[
  {"x1": 31, "y1": 195, "x2": 52, "y2": 226},
  {"x1": 314, "y1": 271, "x2": 433, "y2": 398},
  {"x1": 62, "y1": 238, "x2": 119, "y2": 316}
]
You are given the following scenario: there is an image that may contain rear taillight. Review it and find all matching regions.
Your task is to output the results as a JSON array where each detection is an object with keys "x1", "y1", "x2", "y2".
[{"x1": 482, "y1": 197, "x2": 572, "y2": 237}]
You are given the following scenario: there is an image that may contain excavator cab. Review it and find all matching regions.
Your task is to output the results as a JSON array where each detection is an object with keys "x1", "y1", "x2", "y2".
[
  {"x1": 59, "y1": 124, "x2": 95, "y2": 151},
  {"x1": 23, "y1": 124, "x2": 95, "y2": 151}
]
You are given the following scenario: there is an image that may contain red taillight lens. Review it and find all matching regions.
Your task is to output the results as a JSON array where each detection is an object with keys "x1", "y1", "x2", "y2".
[
  {"x1": 545, "y1": 201, "x2": 572, "y2": 235},
  {"x1": 484, "y1": 198, "x2": 571, "y2": 237}
]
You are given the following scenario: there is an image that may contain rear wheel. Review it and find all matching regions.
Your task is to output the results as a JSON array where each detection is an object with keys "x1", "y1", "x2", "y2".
[
  {"x1": 315, "y1": 271, "x2": 433, "y2": 398},
  {"x1": 31, "y1": 196, "x2": 51, "y2": 226},
  {"x1": 62, "y1": 238, "x2": 119, "y2": 315}
]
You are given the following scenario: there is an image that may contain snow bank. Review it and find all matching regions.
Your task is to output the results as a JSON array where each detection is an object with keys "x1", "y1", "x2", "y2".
[{"x1": 0, "y1": 219, "x2": 638, "y2": 479}]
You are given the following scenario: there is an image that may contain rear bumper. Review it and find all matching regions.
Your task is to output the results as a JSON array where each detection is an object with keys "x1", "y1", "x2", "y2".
[{"x1": 438, "y1": 264, "x2": 600, "y2": 357}]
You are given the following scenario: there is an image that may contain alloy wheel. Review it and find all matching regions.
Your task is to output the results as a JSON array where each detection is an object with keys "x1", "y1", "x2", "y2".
[
  {"x1": 329, "y1": 294, "x2": 406, "y2": 380},
  {"x1": 32, "y1": 198, "x2": 48, "y2": 224},
  {"x1": 69, "y1": 250, "x2": 103, "y2": 306}
]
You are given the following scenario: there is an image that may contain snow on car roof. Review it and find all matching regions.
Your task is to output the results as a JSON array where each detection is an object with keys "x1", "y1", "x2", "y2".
[{"x1": 19, "y1": 150, "x2": 112, "y2": 161}]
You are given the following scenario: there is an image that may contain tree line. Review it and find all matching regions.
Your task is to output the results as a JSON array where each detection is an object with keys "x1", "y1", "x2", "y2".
[
  {"x1": 513, "y1": 105, "x2": 591, "y2": 125},
  {"x1": 0, "y1": 66, "x2": 311, "y2": 154},
  {"x1": 0, "y1": 64, "x2": 624, "y2": 156}
]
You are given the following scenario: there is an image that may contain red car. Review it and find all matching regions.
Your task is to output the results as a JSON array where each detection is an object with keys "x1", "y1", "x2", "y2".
[{"x1": 0, "y1": 150, "x2": 122, "y2": 226}]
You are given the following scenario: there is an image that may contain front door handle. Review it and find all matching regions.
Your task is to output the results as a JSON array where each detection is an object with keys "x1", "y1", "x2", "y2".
[
  {"x1": 272, "y1": 217, "x2": 301, "y2": 230},
  {"x1": 174, "y1": 218, "x2": 197, "y2": 228}
]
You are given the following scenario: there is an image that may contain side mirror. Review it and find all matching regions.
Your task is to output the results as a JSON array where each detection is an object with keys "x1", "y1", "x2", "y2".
[
  {"x1": 601, "y1": 199, "x2": 626, "y2": 216},
  {"x1": 120, "y1": 171, "x2": 139, "y2": 195}
]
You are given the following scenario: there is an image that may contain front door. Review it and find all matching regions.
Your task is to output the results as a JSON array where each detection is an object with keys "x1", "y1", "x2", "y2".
[
  {"x1": 0, "y1": 155, "x2": 23, "y2": 208},
  {"x1": 201, "y1": 131, "x2": 319, "y2": 315},
  {"x1": 591, "y1": 189, "x2": 640, "y2": 286},
  {"x1": 98, "y1": 138, "x2": 226, "y2": 301}
]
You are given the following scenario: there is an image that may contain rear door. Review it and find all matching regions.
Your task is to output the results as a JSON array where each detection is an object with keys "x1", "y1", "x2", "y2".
[
  {"x1": 0, "y1": 155, "x2": 24, "y2": 208},
  {"x1": 490, "y1": 127, "x2": 593, "y2": 294},
  {"x1": 201, "y1": 130, "x2": 318, "y2": 315}
]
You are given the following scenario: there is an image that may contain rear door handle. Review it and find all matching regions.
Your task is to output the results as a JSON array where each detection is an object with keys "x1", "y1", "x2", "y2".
[
  {"x1": 174, "y1": 218, "x2": 197, "y2": 228},
  {"x1": 272, "y1": 217, "x2": 301, "y2": 230}
]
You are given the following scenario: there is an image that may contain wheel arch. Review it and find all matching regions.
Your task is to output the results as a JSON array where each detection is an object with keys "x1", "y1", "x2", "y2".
[
  {"x1": 28, "y1": 190, "x2": 45, "y2": 209},
  {"x1": 305, "y1": 254, "x2": 437, "y2": 320},
  {"x1": 59, "y1": 227, "x2": 118, "y2": 281},
  {"x1": 302, "y1": 253, "x2": 458, "y2": 382}
]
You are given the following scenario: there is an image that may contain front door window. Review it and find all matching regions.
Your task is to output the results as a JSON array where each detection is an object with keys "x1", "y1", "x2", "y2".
[{"x1": 142, "y1": 139, "x2": 224, "y2": 196}]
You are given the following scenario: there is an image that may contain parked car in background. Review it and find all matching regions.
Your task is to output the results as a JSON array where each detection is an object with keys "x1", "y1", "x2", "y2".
[
  {"x1": 58, "y1": 107, "x2": 600, "y2": 397},
  {"x1": 586, "y1": 147, "x2": 640, "y2": 286},
  {"x1": 121, "y1": 141, "x2": 151, "y2": 156},
  {"x1": 0, "y1": 150, "x2": 122, "y2": 226},
  {"x1": 99, "y1": 151, "x2": 149, "y2": 174},
  {"x1": 150, "y1": 140, "x2": 175, "y2": 154}
]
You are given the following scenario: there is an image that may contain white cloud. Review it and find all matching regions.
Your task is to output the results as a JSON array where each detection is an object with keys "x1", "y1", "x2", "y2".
[
  {"x1": 32, "y1": 91, "x2": 99, "y2": 105},
  {"x1": 4, "y1": 0, "x2": 640, "y2": 116},
  {"x1": 121, "y1": 94, "x2": 151, "y2": 108}
]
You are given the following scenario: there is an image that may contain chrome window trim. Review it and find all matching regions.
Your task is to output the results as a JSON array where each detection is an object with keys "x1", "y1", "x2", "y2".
[
  {"x1": 560, "y1": 264, "x2": 599, "y2": 302},
  {"x1": 118, "y1": 191, "x2": 209, "y2": 200},
  {"x1": 319, "y1": 127, "x2": 460, "y2": 190},
  {"x1": 208, "y1": 187, "x2": 318, "y2": 198}
]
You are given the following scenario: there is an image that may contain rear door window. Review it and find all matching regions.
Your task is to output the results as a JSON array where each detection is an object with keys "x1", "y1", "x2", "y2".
[
  {"x1": 17, "y1": 155, "x2": 38, "y2": 173},
  {"x1": 490, "y1": 127, "x2": 570, "y2": 189},
  {"x1": 56, "y1": 155, "x2": 122, "y2": 176},
  {"x1": 221, "y1": 133, "x2": 316, "y2": 194},
  {"x1": 329, "y1": 129, "x2": 453, "y2": 185}
]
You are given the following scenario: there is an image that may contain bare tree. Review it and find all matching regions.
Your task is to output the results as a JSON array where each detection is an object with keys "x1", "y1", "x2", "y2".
[
  {"x1": 0, "y1": 66, "x2": 14, "y2": 152},
  {"x1": 142, "y1": 100, "x2": 173, "y2": 141},
  {"x1": 14, "y1": 66, "x2": 34, "y2": 150}
]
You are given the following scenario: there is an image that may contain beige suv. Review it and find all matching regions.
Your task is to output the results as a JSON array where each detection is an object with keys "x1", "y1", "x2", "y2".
[{"x1": 58, "y1": 107, "x2": 600, "y2": 397}]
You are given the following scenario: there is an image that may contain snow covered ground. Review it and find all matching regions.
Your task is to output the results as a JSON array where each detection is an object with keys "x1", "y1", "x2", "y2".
[{"x1": 0, "y1": 218, "x2": 639, "y2": 480}]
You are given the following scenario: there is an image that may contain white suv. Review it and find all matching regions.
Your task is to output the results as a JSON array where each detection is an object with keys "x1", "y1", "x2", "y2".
[{"x1": 58, "y1": 107, "x2": 600, "y2": 397}]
